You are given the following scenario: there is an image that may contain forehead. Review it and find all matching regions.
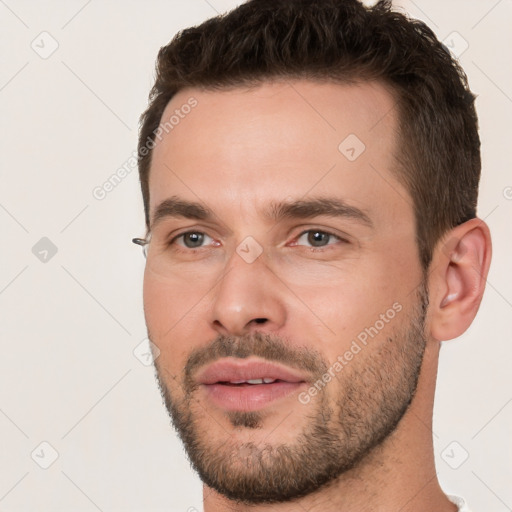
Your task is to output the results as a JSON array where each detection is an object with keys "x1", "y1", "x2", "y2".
[{"x1": 149, "y1": 79, "x2": 410, "y2": 229}]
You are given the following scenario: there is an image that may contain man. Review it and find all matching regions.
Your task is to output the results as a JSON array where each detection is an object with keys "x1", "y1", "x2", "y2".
[{"x1": 132, "y1": 0, "x2": 492, "y2": 510}]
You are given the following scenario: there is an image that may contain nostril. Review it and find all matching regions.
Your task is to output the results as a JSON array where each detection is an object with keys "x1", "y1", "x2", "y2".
[{"x1": 253, "y1": 318, "x2": 268, "y2": 324}]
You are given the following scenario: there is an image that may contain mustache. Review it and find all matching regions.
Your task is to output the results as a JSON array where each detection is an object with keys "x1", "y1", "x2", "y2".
[{"x1": 184, "y1": 331, "x2": 328, "y2": 387}]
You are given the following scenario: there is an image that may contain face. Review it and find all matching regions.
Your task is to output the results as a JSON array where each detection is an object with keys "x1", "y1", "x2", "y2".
[{"x1": 143, "y1": 80, "x2": 427, "y2": 503}]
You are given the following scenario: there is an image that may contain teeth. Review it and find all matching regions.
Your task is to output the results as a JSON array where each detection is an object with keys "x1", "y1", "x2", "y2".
[{"x1": 228, "y1": 378, "x2": 277, "y2": 384}]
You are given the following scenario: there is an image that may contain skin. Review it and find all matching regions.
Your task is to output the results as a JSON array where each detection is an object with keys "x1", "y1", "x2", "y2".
[{"x1": 142, "y1": 80, "x2": 492, "y2": 511}]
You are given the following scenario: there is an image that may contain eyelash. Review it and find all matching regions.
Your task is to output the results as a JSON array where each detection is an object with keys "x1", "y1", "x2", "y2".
[{"x1": 168, "y1": 229, "x2": 349, "y2": 251}]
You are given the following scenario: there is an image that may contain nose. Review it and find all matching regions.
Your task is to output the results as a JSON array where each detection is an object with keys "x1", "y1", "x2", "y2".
[{"x1": 209, "y1": 250, "x2": 287, "y2": 337}]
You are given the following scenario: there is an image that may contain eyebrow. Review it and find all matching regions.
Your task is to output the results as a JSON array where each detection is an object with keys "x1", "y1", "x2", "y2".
[
  {"x1": 151, "y1": 196, "x2": 212, "y2": 228},
  {"x1": 151, "y1": 196, "x2": 373, "y2": 229},
  {"x1": 268, "y1": 198, "x2": 373, "y2": 228}
]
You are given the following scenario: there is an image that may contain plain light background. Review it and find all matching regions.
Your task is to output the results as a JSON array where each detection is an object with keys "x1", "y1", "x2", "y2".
[{"x1": 0, "y1": 1, "x2": 510, "y2": 510}]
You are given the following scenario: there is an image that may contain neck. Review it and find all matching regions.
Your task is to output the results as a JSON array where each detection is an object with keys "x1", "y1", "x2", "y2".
[{"x1": 203, "y1": 341, "x2": 457, "y2": 512}]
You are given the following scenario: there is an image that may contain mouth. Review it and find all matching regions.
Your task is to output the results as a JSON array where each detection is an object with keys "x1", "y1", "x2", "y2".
[
  {"x1": 196, "y1": 358, "x2": 309, "y2": 412},
  {"x1": 215, "y1": 378, "x2": 288, "y2": 385}
]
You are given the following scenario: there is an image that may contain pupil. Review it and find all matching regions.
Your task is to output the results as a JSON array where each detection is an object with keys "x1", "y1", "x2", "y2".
[
  {"x1": 308, "y1": 231, "x2": 329, "y2": 247},
  {"x1": 184, "y1": 232, "x2": 204, "y2": 248}
]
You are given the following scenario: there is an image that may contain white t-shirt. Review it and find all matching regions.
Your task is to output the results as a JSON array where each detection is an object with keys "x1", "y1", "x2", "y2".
[{"x1": 448, "y1": 495, "x2": 471, "y2": 512}]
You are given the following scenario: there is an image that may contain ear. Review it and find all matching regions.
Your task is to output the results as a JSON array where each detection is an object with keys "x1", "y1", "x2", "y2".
[{"x1": 428, "y1": 218, "x2": 492, "y2": 341}]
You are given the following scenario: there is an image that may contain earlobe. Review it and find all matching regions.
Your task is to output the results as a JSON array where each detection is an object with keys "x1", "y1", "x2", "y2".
[{"x1": 429, "y1": 218, "x2": 492, "y2": 341}]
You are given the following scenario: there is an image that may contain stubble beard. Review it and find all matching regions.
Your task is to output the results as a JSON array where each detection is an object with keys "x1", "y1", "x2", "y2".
[{"x1": 152, "y1": 284, "x2": 428, "y2": 504}]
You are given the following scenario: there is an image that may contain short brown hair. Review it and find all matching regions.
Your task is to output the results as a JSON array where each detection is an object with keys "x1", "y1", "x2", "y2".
[{"x1": 137, "y1": 0, "x2": 480, "y2": 269}]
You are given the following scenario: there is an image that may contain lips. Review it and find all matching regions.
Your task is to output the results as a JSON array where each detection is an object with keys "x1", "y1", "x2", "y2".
[
  {"x1": 196, "y1": 358, "x2": 309, "y2": 412},
  {"x1": 197, "y1": 359, "x2": 307, "y2": 385}
]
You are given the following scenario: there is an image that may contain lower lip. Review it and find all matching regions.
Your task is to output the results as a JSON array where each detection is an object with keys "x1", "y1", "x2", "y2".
[{"x1": 202, "y1": 382, "x2": 305, "y2": 412}]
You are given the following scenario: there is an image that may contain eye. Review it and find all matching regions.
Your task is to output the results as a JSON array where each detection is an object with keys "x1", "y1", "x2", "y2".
[
  {"x1": 294, "y1": 230, "x2": 344, "y2": 248},
  {"x1": 174, "y1": 231, "x2": 214, "y2": 249}
]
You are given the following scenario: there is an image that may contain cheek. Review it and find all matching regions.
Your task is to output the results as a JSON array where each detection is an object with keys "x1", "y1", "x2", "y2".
[
  {"x1": 143, "y1": 272, "x2": 204, "y2": 369},
  {"x1": 143, "y1": 268, "x2": 207, "y2": 331},
  {"x1": 292, "y1": 281, "x2": 381, "y2": 344},
  {"x1": 142, "y1": 272, "x2": 170, "y2": 334},
  {"x1": 289, "y1": 258, "x2": 414, "y2": 353}
]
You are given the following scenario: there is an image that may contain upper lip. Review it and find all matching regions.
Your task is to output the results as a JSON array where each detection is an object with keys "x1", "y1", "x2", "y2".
[{"x1": 196, "y1": 358, "x2": 309, "y2": 385}]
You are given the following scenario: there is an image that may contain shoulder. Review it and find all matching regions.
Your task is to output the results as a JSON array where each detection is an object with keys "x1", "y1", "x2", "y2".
[{"x1": 447, "y1": 495, "x2": 472, "y2": 512}]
